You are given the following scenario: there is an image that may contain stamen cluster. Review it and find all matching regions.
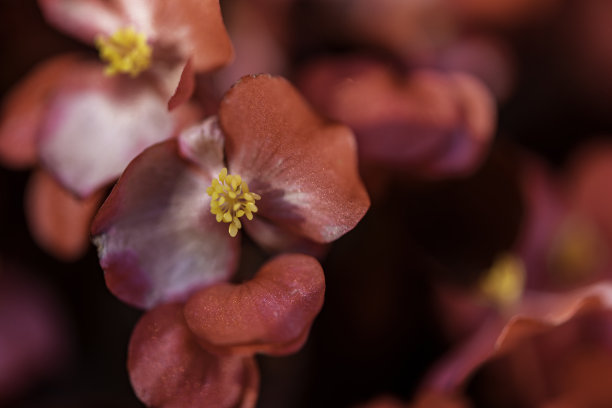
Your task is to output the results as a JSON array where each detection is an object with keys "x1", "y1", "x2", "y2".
[
  {"x1": 95, "y1": 27, "x2": 152, "y2": 77},
  {"x1": 207, "y1": 168, "x2": 261, "y2": 237}
]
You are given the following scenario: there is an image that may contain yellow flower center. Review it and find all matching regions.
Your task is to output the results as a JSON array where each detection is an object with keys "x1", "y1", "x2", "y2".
[
  {"x1": 95, "y1": 27, "x2": 152, "y2": 77},
  {"x1": 479, "y1": 253, "x2": 525, "y2": 309},
  {"x1": 206, "y1": 168, "x2": 261, "y2": 237}
]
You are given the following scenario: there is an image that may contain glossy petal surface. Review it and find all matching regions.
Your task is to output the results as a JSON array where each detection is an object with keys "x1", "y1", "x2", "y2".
[
  {"x1": 128, "y1": 303, "x2": 258, "y2": 408},
  {"x1": 184, "y1": 254, "x2": 325, "y2": 356},
  {"x1": 220, "y1": 74, "x2": 370, "y2": 244}
]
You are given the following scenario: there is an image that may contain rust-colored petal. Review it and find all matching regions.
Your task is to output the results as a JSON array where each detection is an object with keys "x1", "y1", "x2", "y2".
[
  {"x1": 151, "y1": 0, "x2": 234, "y2": 72},
  {"x1": 219, "y1": 74, "x2": 370, "y2": 244},
  {"x1": 0, "y1": 54, "x2": 82, "y2": 168},
  {"x1": 184, "y1": 254, "x2": 325, "y2": 356},
  {"x1": 128, "y1": 303, "x2": 258, "y2": 408},
  {"x1": 91, "y1": 135, "x2": 237, "y2": 309},
  {"x1": 25, "y1": 170, "x2": 103, "y2": 261}
]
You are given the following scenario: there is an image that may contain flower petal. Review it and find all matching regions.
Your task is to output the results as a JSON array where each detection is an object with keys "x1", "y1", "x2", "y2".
[
  {"x1": 25, "y1": 170, "x2": 103, "y2": 261},
  {"x1": 91, "y1": 137, "x2": 237, "y2": 309},
  {"x1": 150, "y1": 0, "x2": 234, "y2": 72},
  {"x1": 220, "y1": 74, "x2": 370, "y2": 244},
  {"x1": 128, "y1": 303, "x2": 258, "y2": 408},
  {"x1": 37, "y1": 63, "x2": 176, "y2": 198},
  {"x1": 0, "y1": 55, "x2": 82, "y2": 168},
  {"x1": 298, "y1": 59, "x2": 496, "y2": 177},
  {"x1": 38, "y1": 0, "x2": 124, "y2": 44},
  {"x1": 184, "y1": 254, "x2": 325, "y2": 356}
]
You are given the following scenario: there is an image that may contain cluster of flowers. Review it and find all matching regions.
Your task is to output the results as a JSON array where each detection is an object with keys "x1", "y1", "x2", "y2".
[{"x1": 3, "y1": 0, "x2": 612, "y2": 406}]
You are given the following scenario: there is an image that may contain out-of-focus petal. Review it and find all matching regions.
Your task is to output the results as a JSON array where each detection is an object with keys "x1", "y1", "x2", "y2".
[
  {"x1": 167, "y1": 59, "x2": 195, "y2": 111},
  {"x1": 37, "y1": 63, "x2": 175, "y2": 198},
  {"x1": 91, "y1": 137, "x2": 237, "y2": 309},
  {"x1": 0, "y1": 55, "x2": 81, "y2": 168},
  {"x1": 0, "y1": 264, "x2": 71, "y2": 402},
  {"x1": 184, "y1": 254, "x2": 325, "y2": 356},
  {"x1": 38, "y1": 0, "x2": 123, "y2": 44},
  {"x1": 220, "y1": 74, "x2": 370, "y2": 244},
  {"x1": 425, "y1": 282, "x2": 612, "y2": 393},
  {"x1": 128, "y1": 303, "x2": 258, "y2": 408},
  {"x1": 419, "y1": 72, "x2": 496, "y2": 178},
  {"x1": 298, "y1": 59, "x2": 496, "y2": 178},
  {"x1": 150, "y1": 0, "x2": 234, "y2": 72},
  {"x1": 25, "y1": 170, "x2": 103, "y2": 261}
]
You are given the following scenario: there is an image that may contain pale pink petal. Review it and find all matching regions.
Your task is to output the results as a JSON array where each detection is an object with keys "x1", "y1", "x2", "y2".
[
  {"x1": 38, "y1": 0, "x2": 123, "y2": 44},
  {"x1": 184, "y1": 254, "x2": 325, "y2": 356},
  {"x1": 91, "y1": 137, "x2": 237, "y2": 309},
  {"x1": 37, "y1": 64, "x2": 176, "y2": 198},
  {"x1": 220, "y1": 74, "x2": 370, "y2": 244},
  {"x1": 128, "y1": 303, "x2": 258, "y2": 408},
  {"x1": 0, "y1": 55, "x2": 82, "y2": 168},
  {"x1": 25, "y1": 170, "x2": 103, "y2": 261}
]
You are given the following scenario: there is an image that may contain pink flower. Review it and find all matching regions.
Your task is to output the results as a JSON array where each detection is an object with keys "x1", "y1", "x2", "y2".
[
  {"x1": 0, "y1": 0, "x2": 233, "y2": 258},
  {"x1": 92, "y1": 74, "x2": 370, "y2": 309}
]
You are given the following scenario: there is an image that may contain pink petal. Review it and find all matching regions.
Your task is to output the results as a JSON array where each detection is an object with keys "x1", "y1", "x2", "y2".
[
  {"x1": 37, "y1": 62, "x2": 176, "y2": 198},
  {"x1": 150, "y1": 0, "x2": 234, "y2": 72},
  {"x1": 419, "y1": 72, "x2": 496, "y2": 178},
  {"x1": 91, "y1": 136, "x2": 238, "y2": 309},
  {"x1": 220, "y1": 74, "x2": 370, "y2": 244},
  {"x1": 38, "y1": 0, "x2": 124, "y2": 44},
  {"x1": 184, "y1": 254, "x2": 325, "y2": 356},
  {"x1": 299, "y1": 59, "x2": 496, "y2": 177},
  {"x1": 128, "y1": 303, "x2": 259, "y2": 408},
  {"x1": 298, "y1": 58, "x2": 451, "y2": 168},
  {"x1": 0, "y1": 55, "x2": 81, "y2": 168},
  {"x1": 25, "y1": 170, "x2": 103, "y2": 261}
]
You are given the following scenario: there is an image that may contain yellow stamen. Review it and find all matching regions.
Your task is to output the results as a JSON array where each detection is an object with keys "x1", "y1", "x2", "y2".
[
  {"x1": 207, "y1": 168, "x2": 261, "y2": 237},
  {"x1": 479, "y1": 253, "x2": 525, "y2": 309},
  {"x1": 547, "y1": 218, "x2": 604, "y2": 285},
  {"x1": 95, "y1": 27, "x2": 152, "y2": 77}
]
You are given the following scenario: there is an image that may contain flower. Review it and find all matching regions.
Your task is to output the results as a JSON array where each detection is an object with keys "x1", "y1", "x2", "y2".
[
  {"x1": 0, "y1": 0, "x2": 233, "y2": 258},
  {"x1": 91, "y1": 74, "x2": 370, "y2": 309}
]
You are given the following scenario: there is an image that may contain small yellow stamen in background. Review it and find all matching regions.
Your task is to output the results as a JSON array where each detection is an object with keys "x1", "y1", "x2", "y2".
[
  {"x1": 479, "y1": 253, "x2": 525, "y2": 309},
  {"x1": 95, "y1": 27, "x2": 152, "y2": 77},
  {"x1": 206, "y1": 168, "x2": 261, "y2": 237},
  {"x1": 547, "y1": 218, "x2": 604, "y2": 285}
]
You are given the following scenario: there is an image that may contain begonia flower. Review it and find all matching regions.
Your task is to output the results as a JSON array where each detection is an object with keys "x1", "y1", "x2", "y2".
[
  {"x1": 92, "y1": 74, "x2": 370, "y2": 309},
  {"x1": 298, "y1": 57, "x2": 495, "y2": 179},
  {"x1": 128, "y1": 254, "x2": 325, "y2": 408},
  {"x1": 0, "y1": 0, "x2": 232, "y2": 258}
]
